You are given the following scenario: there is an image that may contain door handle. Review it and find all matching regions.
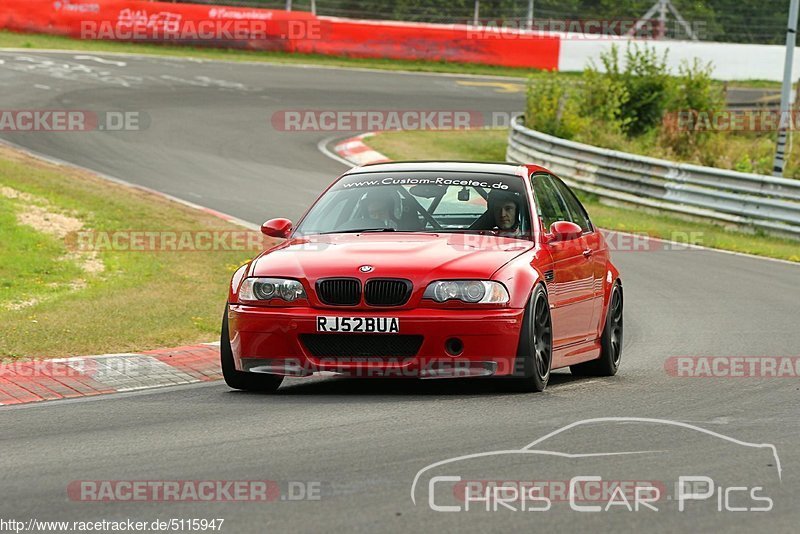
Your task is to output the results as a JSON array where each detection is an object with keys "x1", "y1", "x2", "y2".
[{"x1": 582, "y1": 249, "x2": 593, "y2": 258}]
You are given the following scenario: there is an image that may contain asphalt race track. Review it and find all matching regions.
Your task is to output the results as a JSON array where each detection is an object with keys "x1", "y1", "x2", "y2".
[{"x1": 1, "y1": 51, "x2": 799, "y2": 533}]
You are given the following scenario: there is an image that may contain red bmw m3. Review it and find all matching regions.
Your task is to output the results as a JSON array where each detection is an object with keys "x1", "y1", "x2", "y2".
[{"x1": 221, "y1": 162, "x2": 623, "y2": 393}]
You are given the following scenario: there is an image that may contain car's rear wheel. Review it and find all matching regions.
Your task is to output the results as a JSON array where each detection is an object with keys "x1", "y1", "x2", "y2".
[
  {"x1": 221, "y1": 305, "x2": 284, "y2": 392},
  {"x1": 507, "y1": 284, "x2": 552, "y2": 392},
  {"x1": 571, "y1": 282, "x2": 623, "y2": 377}
]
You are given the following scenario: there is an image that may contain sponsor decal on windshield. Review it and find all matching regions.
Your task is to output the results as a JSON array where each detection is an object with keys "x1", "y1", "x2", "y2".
[{"x1": 340, "y1": 176, "x2": 512, "y2": 190}]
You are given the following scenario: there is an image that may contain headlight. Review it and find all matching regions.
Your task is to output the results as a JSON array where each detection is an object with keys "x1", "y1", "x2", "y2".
[
  {"x1": 423, "y1": 281, "x2": 509, "y2": 304},
  {"x1": 239, "y1": 278, "x2": 307, "y2": 303}
]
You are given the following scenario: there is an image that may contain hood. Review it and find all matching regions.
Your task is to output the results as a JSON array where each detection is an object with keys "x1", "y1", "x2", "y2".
[{"x1": 251, "y1": 233, "x2": 533, "y2": 282}]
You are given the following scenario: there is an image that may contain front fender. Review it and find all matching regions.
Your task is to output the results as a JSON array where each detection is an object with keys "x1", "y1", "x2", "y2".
[
  {"x1": 227, "y1": 262, "x2": 251, "y2": 305},
  {"x1": 491, "y1": 249, "x2": 551, "y2": 309}
]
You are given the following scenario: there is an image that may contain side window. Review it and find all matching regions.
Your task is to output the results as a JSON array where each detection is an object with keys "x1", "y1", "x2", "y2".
[
  {"x1": 531, "y1": 173, "x2": 570, "y2": 232},
  {"x1": 551, "y1": 177, "x2": 593, "y2": 233}
]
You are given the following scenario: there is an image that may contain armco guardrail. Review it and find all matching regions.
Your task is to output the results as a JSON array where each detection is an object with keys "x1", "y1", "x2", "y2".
[{"x1": 506, "y1": 117, "x2": 800, "y2": 238}]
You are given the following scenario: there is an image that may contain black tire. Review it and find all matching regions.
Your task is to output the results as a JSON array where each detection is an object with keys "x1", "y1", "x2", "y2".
[
  {"x1": 506, "y1": 284, "x2": 552, "y2": 392},
  {"x1": 220, "y1": 305, "x2": 284, "y2": 392},
  {"x1": 571, "y1": 282, "x2": 623, "y2": 377}
]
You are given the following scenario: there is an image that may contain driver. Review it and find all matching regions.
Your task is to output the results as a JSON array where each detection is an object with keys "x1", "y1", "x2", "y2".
[
  {"x1": 359, "y1": 190, "x2": 398, "y2": 228},
  {"x1": 487, "y1": 189, "x2": 522, "y2": 235}
]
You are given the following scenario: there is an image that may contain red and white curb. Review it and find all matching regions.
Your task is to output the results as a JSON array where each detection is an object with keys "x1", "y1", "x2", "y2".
[
  {"x1": 334, "y1": 133, "x2": 391, "y2": 166},
  {"x1": 0, "y1": 343, "x2": 222, "y2": 406}
]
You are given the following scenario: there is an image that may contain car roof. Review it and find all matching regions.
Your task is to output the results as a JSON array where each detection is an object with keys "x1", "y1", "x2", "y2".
[{"x1": 343, "y1": 161, "x2": 545, "y2": 177}]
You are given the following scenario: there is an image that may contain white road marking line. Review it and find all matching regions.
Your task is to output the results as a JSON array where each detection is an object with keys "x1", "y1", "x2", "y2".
[
  {"x1": 317, "y1": 135, "x2": 356, "y2": 167},
  {"x1": 73, "y1": 55, "x2": 127, "y2": 67},
  {"x1": 0, "y1": 47, "x2": 534, "y2": 82},
  {"x1": 552, "y1": 379, "x2": 601, "y2": 391},
  {"x1": 0, "y1": 381, "x2": 222, "y2": 411}
]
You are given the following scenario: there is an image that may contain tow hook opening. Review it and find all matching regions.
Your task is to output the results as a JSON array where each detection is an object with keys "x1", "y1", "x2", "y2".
[{"x1": 445, "y1": 337, "x2": 464, "y2": 357}]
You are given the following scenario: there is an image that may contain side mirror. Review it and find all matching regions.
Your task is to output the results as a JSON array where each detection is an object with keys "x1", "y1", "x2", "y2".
[
  {"x1": 261, "y1": 218, "x2": 293, "y2": 239},
  {"x1": 548, "y1": 220, "x2": 582, "y2": 242}
]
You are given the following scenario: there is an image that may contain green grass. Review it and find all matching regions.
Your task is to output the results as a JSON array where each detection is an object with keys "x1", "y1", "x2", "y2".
[
  {"x1": 370, "y1": 129, "x2": 510, "y2": 162},
  {"x1": 0, "y1": 147, "x2": 270, "y2": 359},
  {"x1": 368, "y1": 129, "x2": 800, "y2": 262},
  {"x1": 0, "y1": 197, "x2": 86, "y2": 306}
]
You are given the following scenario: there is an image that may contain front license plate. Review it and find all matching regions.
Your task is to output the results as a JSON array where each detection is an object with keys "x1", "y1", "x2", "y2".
[{"x1": 316, "y1": 316, "x2": 400, "y2": 333}]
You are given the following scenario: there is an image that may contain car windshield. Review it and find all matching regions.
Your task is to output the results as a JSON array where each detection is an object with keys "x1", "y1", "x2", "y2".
[{"x1": 295, "y1": 171, "x2": 532, "y2": 239}]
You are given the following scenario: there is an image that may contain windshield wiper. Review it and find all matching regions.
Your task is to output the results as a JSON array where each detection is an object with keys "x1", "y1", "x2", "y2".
[{"x1": 321, "y1": 227, "x2": 397, "y2": 234}]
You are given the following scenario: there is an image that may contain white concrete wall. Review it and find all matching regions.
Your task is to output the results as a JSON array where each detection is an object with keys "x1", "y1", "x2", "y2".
[{"x1": 558, "y1": 36, "x2": 800, "y2": 81}]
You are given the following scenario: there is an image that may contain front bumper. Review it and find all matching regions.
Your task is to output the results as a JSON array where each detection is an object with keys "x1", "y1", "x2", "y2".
[{"x1": 228, "y1": 304, "x2": 524, "y2": 378}]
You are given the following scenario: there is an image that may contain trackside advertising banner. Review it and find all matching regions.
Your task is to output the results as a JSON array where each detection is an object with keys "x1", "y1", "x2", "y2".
[
  {"x1": 297, "y1": 17, "x2": 560, "y2": 69},
  {"x1": 0, "y1": 0, "x2": 560, "y2": 69},
  {"x1": 0, "y1": 0, "x2": 316, "y2": 52}
]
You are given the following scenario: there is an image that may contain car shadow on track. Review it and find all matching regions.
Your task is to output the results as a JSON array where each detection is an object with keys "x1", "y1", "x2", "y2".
[{"x1": 228, "y1": 371, "x2": 594, "y2": 398}]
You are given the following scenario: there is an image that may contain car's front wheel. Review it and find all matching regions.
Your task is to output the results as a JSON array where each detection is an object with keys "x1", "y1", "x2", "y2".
[
  {"x1": 571, "y1": 282, "x2": 623, "y2": 377},
  {"x1": 507, "y1": 284, "x2": 552, "y2": 392},
  {"x1": 220, "y1": 305, "x2": 284, "y2": 392}
]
